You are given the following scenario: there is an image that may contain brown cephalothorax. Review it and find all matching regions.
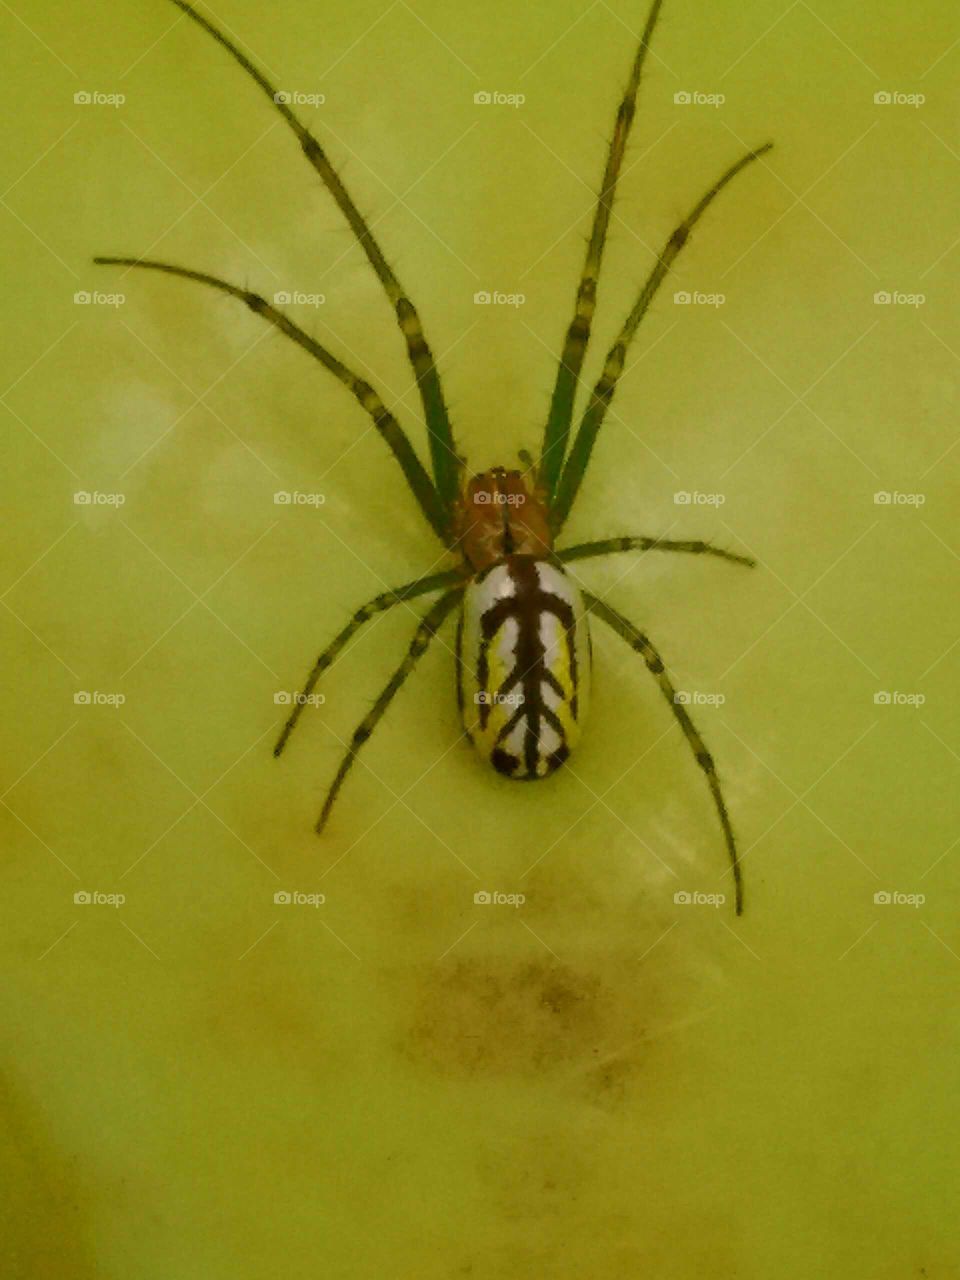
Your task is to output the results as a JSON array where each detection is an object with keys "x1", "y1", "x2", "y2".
[{"x1": 454, "y1": 468, "x2": 553, "y2": 572}]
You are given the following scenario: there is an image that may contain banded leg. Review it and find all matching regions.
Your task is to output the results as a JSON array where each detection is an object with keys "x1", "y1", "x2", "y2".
[
  {"x1": 584, "y1": 592, "x2": 744, "y2": 914},
  {"x1": 166, "y1": 1, "x2": 459, "y2": 516},
  {"x1": 316, "y1": 586, "x2": 464, "y2": 833},
  {"x1": 552, "y1": 142, "x2": 774, "y2": 531},
  {"x1": 93, "y1": 258, "x2": 448, "y2": 542},
  {"x1": 274, "y1": 569, "x2": 464, "y2": 757},
  {"x1": 538, "y1": 0, "x2": 665, "y2": 501},
  {"x1": 559, "y1": 536, "x2": 755, "y2": 569}
]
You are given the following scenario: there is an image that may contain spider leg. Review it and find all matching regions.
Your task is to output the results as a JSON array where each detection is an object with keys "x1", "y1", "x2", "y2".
[
  {"x1": 552, "y1": 142, "x2": 774, "y2": 532},
  {"x1": 274, "y1": 569, "x2": 464, "y2": 757},
  {"x1": 92, "y1": 258, "x2": 448, "y2": 542},
  {"x1": 559, "y1": 536, "x2": 755, "y2": 569},
  {"x1": 316, "y1": 586, "x2": 464, "y2": 834},
  {"x1": 165, "y1": 0, "x2": 460, "y2": 518},
  {"x1": 538, "y1": 0, "x2": 665, "y2": 502},
  {"x1": 584, "y1": 591, "x2": 744, "y2": 914}
]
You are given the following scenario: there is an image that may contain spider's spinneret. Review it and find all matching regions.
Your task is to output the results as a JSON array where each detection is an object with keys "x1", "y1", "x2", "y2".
[{"x1": 455, "y1": 470, "x2": 591, "y2": 780}]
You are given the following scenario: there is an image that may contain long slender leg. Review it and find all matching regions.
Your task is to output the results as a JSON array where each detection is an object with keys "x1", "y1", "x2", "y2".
[
  {"x1": 560, "y1": 535, "x2": 754, "y2": 569},
  {"x1": 93, "y1": 257, "x2": 448, "y2": 542},
  {"x1": 275, "y1": 569, "x2": 464, "y2": 757},
  {"x1": 316, "y1": 586, "x2": 464, "y2": 833},
  {"x1": 551, "y1": 142, "x2": 774, "y2": 531},
  {"x1": 538, "y1": 0, "x2": 664, "y2": 502},
  {"x1": 584, "y1": 591, "x2": 744, "y2": 914},
  {"x1": 166, "y1": 0, "x2": 459, "y2": 516}
]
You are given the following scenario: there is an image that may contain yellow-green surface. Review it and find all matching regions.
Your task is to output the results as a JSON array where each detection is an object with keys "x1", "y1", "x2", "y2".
[{"x1": 2, "y1": 0, "x2": 959, "y2": 1275}]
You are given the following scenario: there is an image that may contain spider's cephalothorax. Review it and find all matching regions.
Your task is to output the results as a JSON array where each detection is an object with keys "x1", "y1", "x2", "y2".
[
  {"x1": 454, "y1": 470, "x2": 590, "y2": 780},
  {"x1": 98, "y1": 0, "x2": 773, "y2": 913}
]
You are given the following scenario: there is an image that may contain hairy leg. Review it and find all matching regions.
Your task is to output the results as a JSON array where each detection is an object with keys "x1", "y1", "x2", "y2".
[
  {"x1": 559, "y1": 535, "x2": 754, "y2": 569},
  {"x1": 166, "y1": 0, "x2": 459, "y2": 512},
  {"x1": 94, "y1": 257, "x2": 449, "y2": 540},
  {"x1": 552, "y1": 142, "x2": 773, "y2": 531},
  {"x1": 274, "y1": 569, "x2": 463, "y2": 757},
  {"x1": 585, "y1": 591, "x2": 744, "y2": 914},
  {"x1": 538, "y1": 0, "x2": 665, "y2": 500},
  {"x1": 316, "y1": 587, "x2": 464, "y2": 833}
]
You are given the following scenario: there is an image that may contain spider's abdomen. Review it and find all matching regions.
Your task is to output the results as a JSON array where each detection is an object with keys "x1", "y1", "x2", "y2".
[{"x1": 457, "y1": 556, "x2": 591, "y2": 780}]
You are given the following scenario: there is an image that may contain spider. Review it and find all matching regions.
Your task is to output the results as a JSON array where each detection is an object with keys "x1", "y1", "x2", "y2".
[{"x1": 97, "y1": 0, "x2": 772, "y2": 914}]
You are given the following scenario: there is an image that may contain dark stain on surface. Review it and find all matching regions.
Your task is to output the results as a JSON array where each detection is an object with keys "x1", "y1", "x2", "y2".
[
  {"x1": 393, "y1": 928, "x2": 691, "y2": 1106},
  {"x1": 402, "y1": 957, "x2": 610, "y2": 1077}
]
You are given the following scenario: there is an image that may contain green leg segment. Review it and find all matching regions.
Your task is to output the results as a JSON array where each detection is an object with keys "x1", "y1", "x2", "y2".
[
  {"x1": 316, "y1": 586, "x2": 464, "y2": 834},
  {"x1": 167, "y1": 0, "x2": 460, "y2": 518},
  {"x1": 93, "y1": 257, "x2": 449, "y2": 541},
  {"x1": 559, "y1": 535, "x2": 755, "y2": 569},
  {"x1": 538, "y1": 0, "x2": 665, "y2": 502},
  {"x1": 552, "y1": 143, "x2": 773, "y2": 532},
  {"x1": 584, "y1": 591, "x2": 744, "y2": 914},
  {"x1": 274, "y1": 569, "x2": 463, "y2": 758}
]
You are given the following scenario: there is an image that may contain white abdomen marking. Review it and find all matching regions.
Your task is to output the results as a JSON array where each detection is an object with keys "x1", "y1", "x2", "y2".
[{"x1": 458, "y1": 556, "x2": 591, "y2": 779}]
